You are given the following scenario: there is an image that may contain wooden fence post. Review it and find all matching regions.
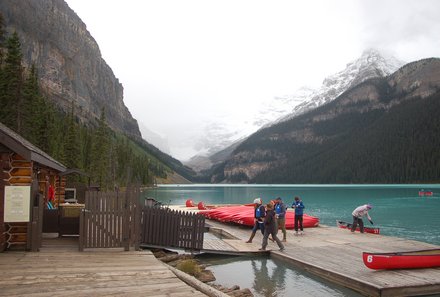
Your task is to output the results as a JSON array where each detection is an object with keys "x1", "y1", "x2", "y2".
[{"x1": 79, "y1": 208, "x2": 84, "y2": 252}]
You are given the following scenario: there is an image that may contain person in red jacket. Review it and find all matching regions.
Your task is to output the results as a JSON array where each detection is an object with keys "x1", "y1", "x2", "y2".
[{"x1": 48, "y1": 184, "x2": 55, "y2": 201}]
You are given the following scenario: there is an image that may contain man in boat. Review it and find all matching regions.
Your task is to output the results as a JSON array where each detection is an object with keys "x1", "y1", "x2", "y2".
[
  {"x1": 246, "y1": 198, "x2": 266, "y2": 243},
  {"x1": 292, "y1": 196, "x2": 305, "y2": 235},
  {"x1": 351, "y1": 204, "x2": 373, "y2": 233},
  {"x1": 259, "y1": 202, "x2": 285, "y2": 251},
  {"x1": 274, "y1": 197, "x2": 287, "y2": 242}
]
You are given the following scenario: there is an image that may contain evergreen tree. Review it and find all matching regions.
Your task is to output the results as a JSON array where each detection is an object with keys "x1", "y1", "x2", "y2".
[
  {"x1": 0, "y1": 32, "x2": 24, "y2": 130},
  {"x1": 63, "y1": 102, "x2": 81, "y2": 170},
  {"x1": 0, "y1": 12, "x2": 5, "y2": 65},
  {"x1": 22, "y1": 65, "x2": 44, "y2": 143},
  {"x1": 90, "y1": 108, "x2": 111, "y2": 189},
  {"x1": 80, "y1": 126, "x2": 93, "y2": 173}
]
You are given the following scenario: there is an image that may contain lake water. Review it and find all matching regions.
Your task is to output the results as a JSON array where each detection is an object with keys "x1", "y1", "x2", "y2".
[
  {"x1": 196, "y1": 254, "x2": 364, "y2": 297},
  {"x1": 145, "y1": 184, "x2": 440, "y2": 245},
  {"x1": 144, "y1": 184, "x2": 440, "y2": 296}
]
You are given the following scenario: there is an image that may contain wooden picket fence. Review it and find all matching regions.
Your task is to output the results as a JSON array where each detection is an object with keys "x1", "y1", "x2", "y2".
[
  {"x1": 79, "y1": 187, "x2": 205, "y2": 251},
  {"x1": 79, "y1": 187, "x2": 141, "y2": 251},
  {"x1": 141, "y1": 207, "x2": 205, "y2": 250}
]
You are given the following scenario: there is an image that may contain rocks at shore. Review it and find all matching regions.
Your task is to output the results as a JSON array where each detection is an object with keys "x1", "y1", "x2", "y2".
[
  {"x1": 210, "y1": 284, "x2": 253, "y2": 297},
  {"x1": 152, "y1": 249, "x2": 253, "y2": 297}
]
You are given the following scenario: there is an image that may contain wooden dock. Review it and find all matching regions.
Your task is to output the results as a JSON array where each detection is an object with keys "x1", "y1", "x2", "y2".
[
  {"x1": 202, "y1": 218, "x2": 440, "y2": 297},
  {"x1": 0, "y1": 238, "x2": 210, "y2": 297},
  {"x1": 1, "y1": 206, "x2": 440, "y2": 297}
]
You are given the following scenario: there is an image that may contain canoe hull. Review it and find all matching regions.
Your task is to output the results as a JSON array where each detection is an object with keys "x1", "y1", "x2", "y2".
[
  {"x1": 336, "y1": 220, "x2": 380, "y2": 234},
  {"x1": 200, "y1": 205, "x2": 319, "y2": 228},
  {"x1": 363, "y1": 250, "x2": 440, "y2": 270}
]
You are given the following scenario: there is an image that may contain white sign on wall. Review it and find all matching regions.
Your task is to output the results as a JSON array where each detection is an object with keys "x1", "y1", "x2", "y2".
[{"x1": 4, "y1": 186, "x2": 31, "y2": 222}]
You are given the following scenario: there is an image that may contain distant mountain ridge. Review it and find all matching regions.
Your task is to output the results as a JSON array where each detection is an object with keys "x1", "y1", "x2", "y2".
[
  {"x1": 271, "y1": 49, "x2": 405, "y2": 125},
  {"x1": 187, "y1": 49, "x2": 404, "y2": 173},
  {"x1": 211, "y1": 58, "x2": 440, "y2": 183}
]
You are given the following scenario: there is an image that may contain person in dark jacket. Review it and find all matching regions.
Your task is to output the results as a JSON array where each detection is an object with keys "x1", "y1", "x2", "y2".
[
  {"x1": 292, "y1": 196, "x2": 305, "y2": 235},
  {"x1": 274, "y1": 197, "x2": 287, "y2": 242},
  {"x1": 259, "y1": 202, "x2": 284, "y2": 251},
  {"x1": 246, "y1": 198, "x2": 266, "y2": 243}
]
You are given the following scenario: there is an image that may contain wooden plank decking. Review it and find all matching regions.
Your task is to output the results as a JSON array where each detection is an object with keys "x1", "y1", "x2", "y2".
[
  {"x1": 0, "y1": 242, "x2": 208, "y2": 297},
  {"x1": 2, "y1": 206, "x2": 440, "y2": 297},
  {"x1": 203, "y1": 219, "x2": 440, "y2": 297}
]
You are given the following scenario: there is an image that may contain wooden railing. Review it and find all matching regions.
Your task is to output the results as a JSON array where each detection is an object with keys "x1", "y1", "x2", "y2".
[{"x1": 141, "y1": 207, "x2": 205, "y2": 251}]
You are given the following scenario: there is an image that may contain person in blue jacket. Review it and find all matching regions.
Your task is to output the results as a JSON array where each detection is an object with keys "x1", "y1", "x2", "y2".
[
  {"x1": 246, "y1": 198, "x2": 266, "y2": 243},
  {"x1": 274, "y1": 197, "x2": 287, "y2": 242},
  {"x1": 292, "y1": 196, "x2": 305, "y2": 235}
]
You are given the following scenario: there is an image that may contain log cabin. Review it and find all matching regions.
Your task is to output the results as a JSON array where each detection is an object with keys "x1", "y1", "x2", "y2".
[{"x1": 0, "y1": 122, "x2": 67, "y2": 252}]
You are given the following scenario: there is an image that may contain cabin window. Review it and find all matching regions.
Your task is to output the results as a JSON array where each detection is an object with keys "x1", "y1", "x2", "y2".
[{"x1": 64, "y1": 188, "x2": 77, "y2": 203}]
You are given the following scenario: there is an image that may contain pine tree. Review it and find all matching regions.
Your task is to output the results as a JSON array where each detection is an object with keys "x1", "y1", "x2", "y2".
[
  {"x1": 63, "y1": 102, "x2": 81, "y2": 170},
  {"x1": 90, "y1": 108, "x2": 111, "y2": 189},
  {"x1": 22, "y1": 64, "x2": 44, "y2": 143},
  {"x1": 0, "y1": 32, "x2": 24, "y2": 131},
  {"x1": 0, "y1": 13, "x2": 5, "y2": 65}
]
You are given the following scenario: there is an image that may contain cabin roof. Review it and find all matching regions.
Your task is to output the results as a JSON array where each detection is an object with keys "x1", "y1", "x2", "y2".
[{"x1": 0, "y1": 122, "x2": 66, "y2": 172}]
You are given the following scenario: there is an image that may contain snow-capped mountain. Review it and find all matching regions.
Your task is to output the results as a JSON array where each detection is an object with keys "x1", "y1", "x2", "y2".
[
  {"x1": 187, "y1": 49, "x2": 405, "y2": 171},
  {"x1": 272, "y1": 49, "x2": 405, "y2": 124}
]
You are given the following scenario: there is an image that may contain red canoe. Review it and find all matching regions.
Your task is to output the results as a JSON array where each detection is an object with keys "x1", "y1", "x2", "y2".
[
  {"x1": 418, "y1": 190, "x2": 433, "y2": 196},
  {"x1": 336, "y1": 220, "x2": 380, "y2": 234},
  {"x1": 363, "y1": 249, "x2": 440, "y2": 270},
  {"x1": 199, "y1": 205, "x2": 319, "y2": 228}
]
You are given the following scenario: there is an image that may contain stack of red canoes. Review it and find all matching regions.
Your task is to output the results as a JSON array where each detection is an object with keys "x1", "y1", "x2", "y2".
[{"x1": 198, "y1": 205, "x2": 319, "y2": 229}]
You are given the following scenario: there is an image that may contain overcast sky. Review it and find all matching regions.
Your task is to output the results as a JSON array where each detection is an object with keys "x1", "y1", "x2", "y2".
[{"x1": 65, "y1": 0, "x2": 440, "y2": 160}]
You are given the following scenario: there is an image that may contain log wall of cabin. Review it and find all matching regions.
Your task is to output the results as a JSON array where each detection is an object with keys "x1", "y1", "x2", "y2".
[
  {"x1": 1, "y1": 153, "x2": 33, "y2": 251},
  {"x1": 55, "y1": 175, "x2": 66, "y2": 206},
  {"x1": 0, "y1": 153, "x2": 9, "y2": 252}
]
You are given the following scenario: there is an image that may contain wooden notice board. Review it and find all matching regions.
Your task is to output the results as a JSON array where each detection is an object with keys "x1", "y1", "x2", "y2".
[{"x1": 4, "y1": 186, "x2": 31, "y2": 222}]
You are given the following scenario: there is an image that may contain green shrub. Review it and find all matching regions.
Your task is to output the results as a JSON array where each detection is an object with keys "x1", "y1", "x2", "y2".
[{"x1": 175, "y1": 259, "x2": 202, "y2": 276}]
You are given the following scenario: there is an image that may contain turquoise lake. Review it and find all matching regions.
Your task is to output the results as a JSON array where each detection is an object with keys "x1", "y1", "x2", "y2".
[
  {"x1": 144, "y1": 184, "x2": 440, "y2": 297},
  {"x1": 145, "y1": 184, "x2": 440, "y2": 245}
]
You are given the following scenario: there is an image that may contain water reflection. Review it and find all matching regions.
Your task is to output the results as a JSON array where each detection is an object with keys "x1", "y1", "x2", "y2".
[
  {"x1": 197, "y1": 255, "x2": 363, "y2": 297},
  {"x1": 252, "y1": 258, "x2": 286, "y2": 296}
]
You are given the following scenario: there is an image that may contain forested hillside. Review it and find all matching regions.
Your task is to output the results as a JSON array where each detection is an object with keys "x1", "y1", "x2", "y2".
[
  {"x1": 212, "y1": 58, "x2": 440, "y2": 184},
  {"x1": 0, "y1": 16, "x2": 195, "y2": 188}
]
